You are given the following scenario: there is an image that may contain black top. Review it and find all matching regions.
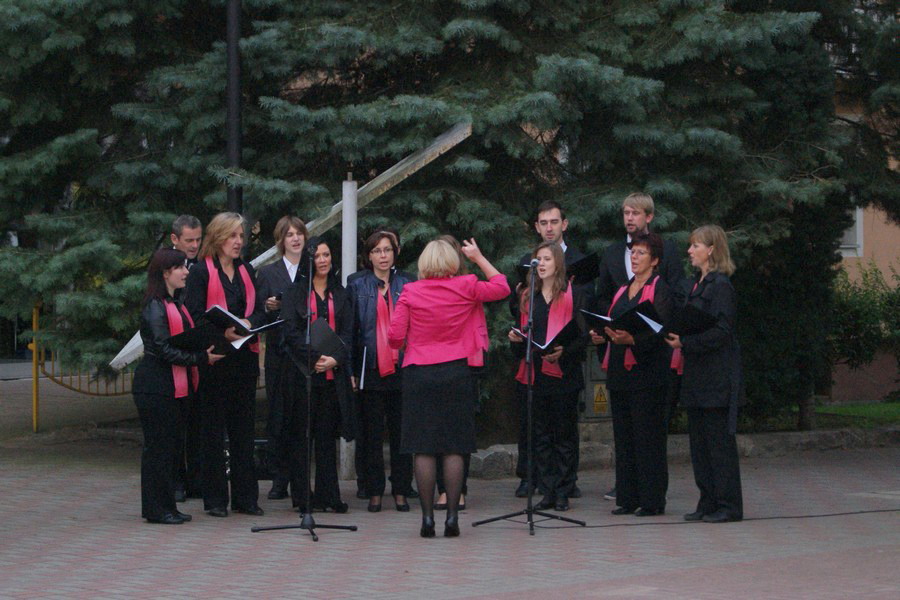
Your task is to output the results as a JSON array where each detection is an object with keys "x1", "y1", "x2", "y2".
[
  {"x1": 182, "y1": 256, "x2": 266, "y2": 378},
  {"x1": 256, "y1": 258, "x2": 297, "y2": 356},
  {"x1": 133, "y1": 296, "x2": 207, "y2": 397},
  {"x1": 512, "y1": 285, "x2": 589, "y2": 394},
  {"x1": 604, "y1": 276, "x2": 673, "y2": 392},
  {"x1": 679, "y1": 272, "x2": 744, "y2": 411},
  {"x1": 597, "y1": 237, "x2": 685, "y2": 314}
]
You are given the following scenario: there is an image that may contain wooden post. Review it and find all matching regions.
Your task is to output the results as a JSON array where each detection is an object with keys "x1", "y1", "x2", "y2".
[{"x1": 31, "y1": 303, "x2": 40, "y2": 433}]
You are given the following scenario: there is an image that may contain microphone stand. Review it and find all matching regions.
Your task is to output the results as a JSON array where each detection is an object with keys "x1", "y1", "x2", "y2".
[
  {"x1": 473, "y1": 261, "x2": 585, "y2": 535},
  {"x1": 252, "y1": 246, "x2": 357, "y2": 542}
]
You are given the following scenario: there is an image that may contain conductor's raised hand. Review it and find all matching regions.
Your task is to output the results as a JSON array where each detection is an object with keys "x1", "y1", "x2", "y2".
[
  {"x1": 460, "y1": 238, "x2": 483, "y2": 262},
  {"x1": 206, "y1": 345, "x2": 226, "y2": 365}
]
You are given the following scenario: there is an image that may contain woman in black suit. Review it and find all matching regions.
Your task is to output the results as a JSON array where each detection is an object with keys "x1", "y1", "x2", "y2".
[
  {"x1": 666, "y1": 224, "x2": 744, "y2": 523},
  {"x1": 183, "y1": 212, "x2": 267, "y2": 518},
  {"x1": 256, "y1": 215, "x2": 308, "y2": 501},
  {"x1": 509, "y1": 241, "x2": 589, "y2": 512},
  {"x1": 281, "y1": 236, "x2": 356, "y2": 513},
  {"x1": 348, "y1": 230, "x2": 415, "y2": 513},
  {"x1": 593, "y1": 232, "x2": 673, "y2": 517},
  {"x1": 133, "y1": 248, "x2": 224, "y2": 524}
]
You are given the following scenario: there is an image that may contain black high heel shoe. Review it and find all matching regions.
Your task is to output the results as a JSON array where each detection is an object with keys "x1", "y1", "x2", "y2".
[
  {"x1": 368, "y1": 496, "x2": 382, "y2": 513},
  {"x1": 393, "y1": 494, "x2": 410, "y2": 512},
  {"x1": 420, "y1": 516, "x2": 436, "y2": 538},
  {"x1": 444, "y1": 514, "x2": 460, "y2": 537}
]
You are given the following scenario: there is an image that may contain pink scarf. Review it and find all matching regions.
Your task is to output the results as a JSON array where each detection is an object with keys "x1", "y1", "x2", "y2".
[
  {"x1": 309, "y1": 290, "x2": 337, "y2": 380},
  {"x1": 164, "y1": 300, "x2": 199, "y2": 398},
  {"x1": 204, "y1": 256, "x2": 259, "y2": 353},
  {"x1": 375, "y1": 288, "x2": 399, "y2": 377},
  {"x1": 515, "y1": 283, "x2": 573, "y2": 385},
  {"x1": 601, "y1": 275, "x2": 659, "y2": 372},
  {"x1": 669, "y1": 282, "x2": 699, "y2": 374}
]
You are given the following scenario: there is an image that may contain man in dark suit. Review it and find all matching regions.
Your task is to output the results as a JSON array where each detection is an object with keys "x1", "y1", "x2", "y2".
[
  {"x1": 256, "y1": 216, "x2": 308, "y2": 500},
  {"x1": 596, "y1": 192, "x2": 685, "y2": 501},
  {"x1": 169, "y1": 214, "x2": 203, "y2": 502},
  {"x1": 512, "y1": 200, "x2": 589, "y2": 499}
]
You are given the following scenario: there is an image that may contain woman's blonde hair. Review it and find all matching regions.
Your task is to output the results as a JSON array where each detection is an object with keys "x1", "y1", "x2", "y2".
[
  {"x1": 689, "y1": 224, "x2": 735, "y2": 276},
  {"x1": 199, "y1": 212, "x2": 245, "y2": 259},
  {"x1": 418, "y1": 239, "x2": 460, "y2": 279},
  {"x1": 436, "y1": 234, "x2": 468, "y2": 275},
  {"x1": 519, "y1": 242, "x2": 567, "y2": 314}
]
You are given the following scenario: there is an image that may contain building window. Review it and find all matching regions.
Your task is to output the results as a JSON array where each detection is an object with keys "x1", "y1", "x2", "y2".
[{"x1": 839, "y1": 207, "x2": 864, "y2": 258}]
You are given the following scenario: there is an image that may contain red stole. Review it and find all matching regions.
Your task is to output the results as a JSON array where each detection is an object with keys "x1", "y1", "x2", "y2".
[
  {"x1": 309, "y1": 290, "x2": 336, "y2": 380},
  {"x1": 204, "y1": 256, "x2": 259, "y2": 353},
  {"x1": 601, "y1": 275, "x2": 659, "y2": 371},
  {"x1": 515, "y1": 283, "x2": 574, "y2": 385},
  {"x1": 669, "y1": 281, "x2": 699, "y2": 374},
  {"x1": 375, "y1": 287, "x2": 399, "y2": 377},
  {"x1": 164, "y1": 300, "x2": 199, "y2": 398}
]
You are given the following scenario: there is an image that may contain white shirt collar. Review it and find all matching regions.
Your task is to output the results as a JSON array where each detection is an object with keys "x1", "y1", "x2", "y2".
[{"x1": 283, "y1": 255, "x2": 300, "y2": 282}]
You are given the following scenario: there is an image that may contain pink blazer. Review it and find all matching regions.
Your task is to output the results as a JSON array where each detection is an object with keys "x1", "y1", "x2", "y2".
[{"x1": 389, "y1": 274, "x2": 510, "y2": 367}]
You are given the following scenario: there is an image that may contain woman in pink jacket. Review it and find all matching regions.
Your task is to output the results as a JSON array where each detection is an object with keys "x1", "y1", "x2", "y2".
[{"x1": 389, "y1": 238, "x2": 509, "y2": 538}]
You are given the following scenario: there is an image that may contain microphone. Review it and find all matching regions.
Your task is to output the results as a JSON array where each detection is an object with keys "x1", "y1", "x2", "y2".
[
  {"x1": 529, "y1": 258, "x2": 540, "y2": 268},
  {"x1": 306, "y1": 240, "x2": 319, "y2": 256}
]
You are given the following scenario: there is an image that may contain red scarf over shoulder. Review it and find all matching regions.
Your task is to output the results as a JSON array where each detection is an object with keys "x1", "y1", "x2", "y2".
[
  {"x1": 515, "y1": 283, "x2": 573, "y2": 385},
  {"x1": 204, "y1": 256, "x2": 259, "y2": 353},
  {"x1": 164, "y1": 299, "x2": 199, "y2": 398},
  {"x1": 601, "y1": 275, "x2": 658, "y2": 372}
]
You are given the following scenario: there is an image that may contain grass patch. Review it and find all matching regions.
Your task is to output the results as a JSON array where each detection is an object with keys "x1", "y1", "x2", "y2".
[{"x1": 815, "y1": 401, "x2": 900, "y2": 426}]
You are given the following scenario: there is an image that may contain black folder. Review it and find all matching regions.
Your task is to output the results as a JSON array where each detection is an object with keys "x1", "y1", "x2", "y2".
[
  {"x1": 205, "y1": 305, "x2": 283, "y2": 336},
  {"x1": 309, "y1": 318, "x2": 345, "y2": 362},
  {"x1": 665, "y1": 304, "x2": 717, "y2": 336},
  {"x1": 168, "y1": 323, "x2": 233, "y2": 355},
  {"x1": 580, "y1": 301, "x2": 663, "y2": 337},
  {"x1": 512, "y1": 318, "x2": 580, "y2": 353}
]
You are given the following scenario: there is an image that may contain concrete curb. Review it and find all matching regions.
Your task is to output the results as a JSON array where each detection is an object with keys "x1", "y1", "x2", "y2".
[{"x1": 469, "y1": 426, "x2": 900, "y2": 479}]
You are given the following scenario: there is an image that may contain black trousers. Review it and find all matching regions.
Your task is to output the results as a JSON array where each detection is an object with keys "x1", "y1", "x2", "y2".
[
  {"x1": 264, "y1": 349, "x2": 291, "y2": 487},
  {"x1": 134, "y1": 393, "x2": 181, "y2": 520},
  {"x1": 530, "y1": 389, "x2": 579, "y2": 499},
  {"x1": 515, "y1": 387, "x2": 539, "y2": 487},
  {"x1": 610, "y1": 386, "x2": 668, "y2": 511},
  {"x1": 173, "y1": 396, "x2": 203, "y2": 495},
  {"x1": 199, "y1": 366, "x2": 259, "y2": 511},
  {"x1": 360, "y1": 388, "x2": 412, "y2": 497},
  {"x1": 287, "y1": 379, "x2": 342, "y2": 507},
  {"x1": 686, "y1": 407, "x2": 743, "y2": 518}
]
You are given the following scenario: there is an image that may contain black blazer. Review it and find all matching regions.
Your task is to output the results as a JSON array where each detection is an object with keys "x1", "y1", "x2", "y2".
[
  {"x1": 281, "y1": 273, "x2": 357, "y2": 440},
  {"x1": 597, "y1": 237, "x2": 685, "y2": 314},
  {"x1": 347, "y1": 268, "x2": 416, "y2": 376},
  {"x1": 511, "y1": 283, "x2": 590, "y2": 394},
  {"x1": 182, "y1": 255, "x2": 267, "y2": 378},
  {"x1": 604, "y1": 276, "x2": 673, "y2": 392},
  {"x1": 679, "y1": 272, "x2": 744, "y2": 411},
  {"x1": 133, "y1": 297, "x2": 207, "y2": 398},
  {"x1": 256, "y1": 258, "x2": 298, "y2": 356}
]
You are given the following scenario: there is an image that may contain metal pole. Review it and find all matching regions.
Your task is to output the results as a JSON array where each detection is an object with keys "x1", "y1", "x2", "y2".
[
  {"x1": 31, "y1": 303, "x2": 40, "y2": 433},
  {"x1": 226, "y1": 0, "x2": 243, "y2": 213},
  {"x1": 339, "y1": 173, "x2": 358, "y2": 480}
]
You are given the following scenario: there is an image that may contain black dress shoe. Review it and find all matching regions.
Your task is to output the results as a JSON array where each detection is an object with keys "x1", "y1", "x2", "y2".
[
  {"x1": 634, "y1": 507, "x2": 664, "y2": 517},
  {"x1": 393, "y1": 495, "x2": 410, "y2": 512},
  {"x1": 315, "y1": 501, "x2": 348, "y2": 513},
  {"x1": 570, "y1": 486, "x2": 582, "y2": 499},
  {"x1": 147, "y1": 513, "x2": 184, "y2": 525},
  {"x1": 294, "y1": 504, "x2": 310, "y2": 515},
  {"x1": 683, "y1": 510, "x2": 705, "y2": 521},
  {"x1": 174, "y1": 511, "x2": 193, "y2": 522},
  {"x1": 367, "y1": 497, "x2": 382, "y2": 513},
  {"x1": 174, "y1": 488, "x2": 186, "y2": 503},
  {"x1": 234, "y1": 505, "x2": 264, "y2": 516},
  {"x1": 535, "y1": 496, "x2": 556, "y2": 510},
  {"x1": 268, "y1": 482, "x2": 288, "y2": 500},
  {"x1": 407, "y1": 488, "x2": 419, "y2": 499},
  {"x1": 702, "y1": 509, "x2": 741, "y2": 523},
  {"x1": 420, "y1": 516, "x2": 436, "y2": 538},
  {"x1": 206, "y1": 507, "x2": 228, "y2": 518},
  {"x1": 611, "y1": 506, "x2": 636, "y2": 515},
  {"x1": 444, "y1": 515, "x2": 460, "y2": 537},
  {"x1": 554, "y1": 498, "x2": 570, "y2": 512},
  {"x1": 434, "y1": 501, "x2": 447, "y2": 510},
  {"x1": 515, "y1": 480, "x2": 529, "y2": 498},
  {"x1": 356, "y1": 488, "x2": 368, "y2": 500}
]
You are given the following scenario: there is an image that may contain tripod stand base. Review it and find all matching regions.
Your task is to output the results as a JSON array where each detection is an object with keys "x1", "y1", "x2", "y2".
[
  {"x1": 473, "y1": 508, "x2": 586, "y2": 535},
  {"x1": 251, "y1": 512, "x2": 358, "y2": 542}
]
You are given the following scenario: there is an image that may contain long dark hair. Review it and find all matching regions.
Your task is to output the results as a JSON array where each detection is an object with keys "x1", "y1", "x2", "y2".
[
  {"x1": 144, "y1": 248, "x2": 187, "y2": 303},
  {"x1": 519, "y1": 242, "x2": 566, "y2": 315}
]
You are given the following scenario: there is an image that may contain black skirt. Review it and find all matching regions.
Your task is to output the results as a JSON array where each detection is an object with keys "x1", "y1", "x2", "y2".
[{"x1": 400, "y1": 360, "x2": 476, "y2": 454}]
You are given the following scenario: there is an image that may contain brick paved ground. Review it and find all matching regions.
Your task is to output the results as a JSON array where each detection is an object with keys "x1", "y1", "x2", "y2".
[{"x1": 0, "y1": 436, "x2": 897, "y2": 599}]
